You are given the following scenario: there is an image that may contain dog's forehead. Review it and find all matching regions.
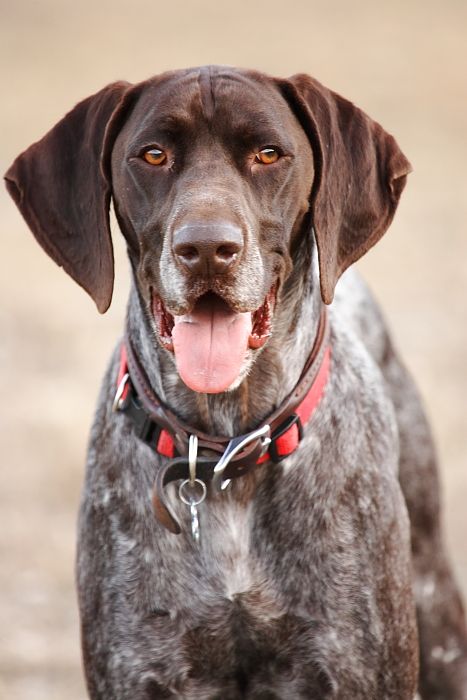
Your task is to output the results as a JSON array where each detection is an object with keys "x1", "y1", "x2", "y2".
[{"x1": 127, "y1": 66, "x2": 299, "y2": 138}]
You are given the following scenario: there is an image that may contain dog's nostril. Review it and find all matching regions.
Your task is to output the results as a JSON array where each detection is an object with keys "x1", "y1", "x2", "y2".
[
  {"x1": 176, "y1": 244, "x2": 199, "y2": 261},
  {"x1": 216, "y1": 243, "x2": 241, "y2": 261},
  {"x1": 173, "y1": 223, "x2": 244, "y2": 274}
]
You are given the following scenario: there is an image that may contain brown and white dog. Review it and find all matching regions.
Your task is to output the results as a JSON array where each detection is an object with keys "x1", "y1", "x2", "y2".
[{"x1": 5, "y1": 66, "x2": 467, "y2": 699}]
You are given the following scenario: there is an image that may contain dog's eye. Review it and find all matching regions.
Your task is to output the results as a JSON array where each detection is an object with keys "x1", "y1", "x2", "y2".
[
  {"x1": 143, "y1": 148, "x2": 167, "y2": 166},
  {"x1": 255, "y1": 147, "x2": 280, "y2": 165}
]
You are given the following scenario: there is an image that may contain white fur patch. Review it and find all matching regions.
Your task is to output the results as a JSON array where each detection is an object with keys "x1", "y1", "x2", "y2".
[
  {"x1": 204, "y1": 499, "x2": 255, "y2": 599},
  {"x1": 431, "y1": 645, "x2": 462, "y2": 664}
]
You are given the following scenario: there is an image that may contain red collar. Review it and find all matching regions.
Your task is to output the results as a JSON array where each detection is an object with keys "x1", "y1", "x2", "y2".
[
  {"x1": 115, "y1": 309, "x2": 330, "y2": 465},
  {"x1": 114, "y1": 308, "x2": 331, "y2": 532}
]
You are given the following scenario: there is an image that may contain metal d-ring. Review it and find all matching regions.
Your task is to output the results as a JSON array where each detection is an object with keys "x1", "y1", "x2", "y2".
[
  {"x1": 188, "y1": 434, "x2": 198, "y2": 485},
  {"x1": 112, "y1": 373, "x2": 130, "y2": 412}
]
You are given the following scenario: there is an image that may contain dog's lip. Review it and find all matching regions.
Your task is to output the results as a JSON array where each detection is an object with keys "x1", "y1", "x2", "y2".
[
  {"x1": 151, "y1": 287, "x2": 277, "y2": 353},
  {"x1": 247, "y1": 286, "x2": 276, "y2": 349},
  {"x1": 152, "y1": 293, "x2": 176, "y2": 351}
]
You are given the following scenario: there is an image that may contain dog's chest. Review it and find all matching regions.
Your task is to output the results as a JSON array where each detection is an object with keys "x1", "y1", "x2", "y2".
[
  {"x1": 148, "y1": 496, "x2": 338, "y2": 696},
  {"x1": 200, "y1": 498, "x2": 257, "y2": 598}
]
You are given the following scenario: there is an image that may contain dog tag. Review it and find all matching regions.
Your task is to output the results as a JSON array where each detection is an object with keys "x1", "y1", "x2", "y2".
[
  {"x1": 178, "y1": 478, "x2": 207, "y2": 544},
  {"x1": 178, "y1": 435, "x2": 206, "y2": 544}
]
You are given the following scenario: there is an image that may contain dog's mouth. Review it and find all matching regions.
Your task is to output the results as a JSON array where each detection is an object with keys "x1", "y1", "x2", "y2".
[{"x1": 152, "y1": 288, "x2": 276, "y2": 393}]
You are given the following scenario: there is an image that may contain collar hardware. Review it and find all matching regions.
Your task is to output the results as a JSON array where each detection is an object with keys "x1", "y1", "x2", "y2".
[
  {"x1": 114, "y1": 307, "x2": 331, "y2": 533},
  {"x1": 212, "y1": 423, "x2": 272, "y2": 492},
  {"x1": 112, "y1": 372, "x2": 130, "y2": 412},
  {"x1": 268, "y1": 413, "x2": 303, "y2": 463}
]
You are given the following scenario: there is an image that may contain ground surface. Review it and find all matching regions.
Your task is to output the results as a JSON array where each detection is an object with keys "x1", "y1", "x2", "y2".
[{"x1": 1, "y1": 1, "x2": 466, "y2": 698}]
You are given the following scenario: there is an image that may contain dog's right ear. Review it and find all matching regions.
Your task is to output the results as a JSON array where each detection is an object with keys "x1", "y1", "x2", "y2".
[{"x1": 4, "y1": 81, "x2": 136, "y2": 313}]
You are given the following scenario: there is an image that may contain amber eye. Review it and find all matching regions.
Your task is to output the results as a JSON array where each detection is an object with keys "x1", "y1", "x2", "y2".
[
  {"x1": 143, "y1": 148, "x2": 167, "y2": 166},
  {"x1": 255, "y1": 147, "x2": 280, "y2": 165}
]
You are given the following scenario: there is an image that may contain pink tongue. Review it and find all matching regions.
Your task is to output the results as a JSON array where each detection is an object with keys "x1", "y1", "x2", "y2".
[{"x1": 172, "y1": 296, "x2": 252, "y2": 393}]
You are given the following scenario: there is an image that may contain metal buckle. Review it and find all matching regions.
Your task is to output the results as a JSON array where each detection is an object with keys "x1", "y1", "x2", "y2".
[
  {"x1": 269, "y1": 413, "x2": 303, "y2": 463},
  {"x1": 212, "y1": 424, "x2": 271, "y2": 492}
]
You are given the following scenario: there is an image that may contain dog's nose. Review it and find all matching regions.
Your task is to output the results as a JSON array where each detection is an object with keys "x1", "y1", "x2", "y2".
[{"x1": 173, "y1": 223, "x2": 243, "y2": 275}]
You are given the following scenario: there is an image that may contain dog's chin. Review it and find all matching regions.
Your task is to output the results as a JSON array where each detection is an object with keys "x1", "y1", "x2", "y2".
[{"x1": 150, "y1": 287, "x2": 276, "y2": 394}]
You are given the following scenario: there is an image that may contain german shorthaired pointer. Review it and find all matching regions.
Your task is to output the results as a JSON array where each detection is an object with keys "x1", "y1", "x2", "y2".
[{"x1": 6, "y1": 66, "x2": 467, "y2": 699}]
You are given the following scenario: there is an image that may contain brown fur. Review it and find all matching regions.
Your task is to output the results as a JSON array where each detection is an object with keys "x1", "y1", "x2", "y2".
[{"x1": 5, "y1": 66, "x2": 467, "y2": 698}]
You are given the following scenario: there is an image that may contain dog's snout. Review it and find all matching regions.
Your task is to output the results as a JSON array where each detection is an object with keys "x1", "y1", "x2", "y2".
[{"x1": 173, "y1": 223, "x2": 243, "y2": 275}]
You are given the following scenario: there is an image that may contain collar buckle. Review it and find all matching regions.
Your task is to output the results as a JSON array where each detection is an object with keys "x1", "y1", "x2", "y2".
[{"x1": 212, "y1": 424, "x2": 271, "y2": 492}]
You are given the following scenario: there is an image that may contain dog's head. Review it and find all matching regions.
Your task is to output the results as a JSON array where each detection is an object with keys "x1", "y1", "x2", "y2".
[{"x1": 5, "y1": 66, "x2": 410, "y2": 393}]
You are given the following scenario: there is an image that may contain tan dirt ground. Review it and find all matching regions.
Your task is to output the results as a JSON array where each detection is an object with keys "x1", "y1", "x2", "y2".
[{"x1": 1, "y1": 1, "x2": 466, "y2": 697}]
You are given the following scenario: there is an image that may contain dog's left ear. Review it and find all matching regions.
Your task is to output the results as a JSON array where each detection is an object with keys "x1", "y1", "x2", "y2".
[
  {"x1": 277, "y1": 74, "x2": 412, "y2": 304},
  {"x1": 4, "y1": 81, "x2": 136, "y2": 313}
]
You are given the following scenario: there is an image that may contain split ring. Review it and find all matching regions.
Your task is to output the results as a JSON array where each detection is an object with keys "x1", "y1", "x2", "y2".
[{"x1": 178, "y1": 478, "x2": 207, "y2": 507}]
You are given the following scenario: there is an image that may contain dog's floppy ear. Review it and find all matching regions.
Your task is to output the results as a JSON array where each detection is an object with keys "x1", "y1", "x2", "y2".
[
  {"x1": 277, "y1": 74, "x2": 412, "y2": 304},
  {"x1": 4, "y1": 81, "x2": 134, "y2": 313}
]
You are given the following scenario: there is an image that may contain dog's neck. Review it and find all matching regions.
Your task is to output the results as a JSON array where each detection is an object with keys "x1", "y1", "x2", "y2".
[{"x1": 125, "y1": 248, "x2": 322, "y2": 437}]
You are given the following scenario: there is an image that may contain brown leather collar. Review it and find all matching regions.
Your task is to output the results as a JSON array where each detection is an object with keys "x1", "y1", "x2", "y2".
[{"x1": 114, "y1": 307, "x2": 331, "y2": 532}]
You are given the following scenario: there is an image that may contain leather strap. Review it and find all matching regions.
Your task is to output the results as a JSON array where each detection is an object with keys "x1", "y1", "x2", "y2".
[{"x1": 115, "y1": 307, "x2": 331, "y2": 532}]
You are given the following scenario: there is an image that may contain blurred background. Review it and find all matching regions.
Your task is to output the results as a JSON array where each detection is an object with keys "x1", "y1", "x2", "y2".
[{"x1": 1, "y1": 0, "x2": 466, "y2": 697}]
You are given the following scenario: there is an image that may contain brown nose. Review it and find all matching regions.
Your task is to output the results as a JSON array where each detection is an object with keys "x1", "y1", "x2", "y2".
[{"x1": 173, "y1": 223, "x2": 243, "y2": 275}]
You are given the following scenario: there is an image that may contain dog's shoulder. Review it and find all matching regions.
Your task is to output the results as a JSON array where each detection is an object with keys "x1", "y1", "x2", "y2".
[{"x1": 331, "y1": 268, "x2": 390, "y2": 365}]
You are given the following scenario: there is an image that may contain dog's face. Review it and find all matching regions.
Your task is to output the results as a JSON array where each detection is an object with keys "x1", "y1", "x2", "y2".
[
  {"x1": 5, "y1": 66, "x2": 411, "y2": 394},
  {"x1": 110, "y1": 69, "x2": 314, "y2": 392}
]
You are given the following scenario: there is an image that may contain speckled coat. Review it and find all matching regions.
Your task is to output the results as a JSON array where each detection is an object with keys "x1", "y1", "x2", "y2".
[{"x1": 5, "y1": 66, "x2": 467, "y2": 699}]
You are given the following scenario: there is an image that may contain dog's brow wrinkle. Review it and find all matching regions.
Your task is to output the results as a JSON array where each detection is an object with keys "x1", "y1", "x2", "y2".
[
  {"x1": 138, "y1": 110, "x2": 190, "y2": 140},
  {"x1": 127, "y1": 119, "x2": 191, "y2": 150},
  {"x1": 197, "y1": 66, "x2": 216, "y2": 122}
]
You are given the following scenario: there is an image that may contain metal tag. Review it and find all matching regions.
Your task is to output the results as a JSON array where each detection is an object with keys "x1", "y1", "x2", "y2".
[
  {"x1": 177, "y1": 435, "x2": 207, "y2": 544},
  {"x1": 178, "y1": 477, "x2": 207, "y2": 544}
]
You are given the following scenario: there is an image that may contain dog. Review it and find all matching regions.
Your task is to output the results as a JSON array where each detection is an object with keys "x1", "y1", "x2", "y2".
[{"x1": 5, "y1": 66, "x2": 467, "y2": 699}]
